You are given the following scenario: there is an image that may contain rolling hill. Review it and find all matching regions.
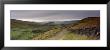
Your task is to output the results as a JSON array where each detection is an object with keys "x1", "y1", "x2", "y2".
[
  {"x1": 65, "y1": 17, "x2": 100, "y2": 39},
  {"x1": 11, "y1": 17, "x2": 100, "y2": 40}
]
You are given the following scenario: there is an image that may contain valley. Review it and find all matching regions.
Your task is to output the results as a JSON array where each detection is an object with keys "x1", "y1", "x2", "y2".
[{"x1": 11, "y1": 17, "x2": 100, "y2": 40}]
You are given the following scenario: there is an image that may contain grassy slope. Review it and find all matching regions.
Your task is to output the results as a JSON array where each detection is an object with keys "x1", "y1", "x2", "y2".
[
  {"x1": 63, "y1": 17, "x2": 100, "y2": 40},
  {"x1": 11, "y1": 19, "x2": 62, "y2": 40},
  {"x1": 11, "y1": 17, "x2": 100, "y2": 40},
  {"x1": 46, "y1": 29, "x2": 97, "y2": 40},
  {"x1": 62, "y1": 31, "x2": 97, "y2": 40},
  {"x1": 66, "y1": 17, "x2": 100, "y2": 29}
]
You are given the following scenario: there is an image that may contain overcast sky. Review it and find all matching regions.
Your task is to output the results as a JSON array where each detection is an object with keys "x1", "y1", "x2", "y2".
[{"x1": 10, "y1": 10, "x2": 100, "y2": 22}]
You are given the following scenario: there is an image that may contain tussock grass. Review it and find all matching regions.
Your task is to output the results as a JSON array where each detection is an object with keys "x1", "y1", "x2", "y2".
[{"x1": 63, "y1": 32, "x2": 97, "y2": 40}]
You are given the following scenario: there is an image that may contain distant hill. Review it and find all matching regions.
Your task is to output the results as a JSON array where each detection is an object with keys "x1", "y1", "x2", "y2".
[
  {"x1": 11, "y1": 17, "x2": 100, "y2": 29},
  {"x1": 11, "y1": 19, "x2": 79, "y2": 26},
  {"x1": 54, "y1": 20, "x2": 79, "y2": 24},
  {"x1": 65, "y1": 17, "x2": 100, "y2": 39},
  {"x1": 11, "y1": 17, "x2": 100, "y2": 40},
  {"x1": 43, "y1": 20, "x2": 79, "y2": 25},
  {"x1": 66, "y1": 17, "x2": 100, "y2": 29},
  {"x1": 11, "y1": 19, "x2": 42, "y2": 28}
]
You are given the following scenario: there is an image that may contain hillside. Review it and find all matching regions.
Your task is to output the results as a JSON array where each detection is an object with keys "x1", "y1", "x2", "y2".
[
  {"x1": 11, "y1": 19, "x2": 62, "y2": 40},
  {"x1": 11, "y1": 19, "x2": 42, "y2": 28},
  {"x1": 66, "y1": 17, "x2": 100, "y2": 29},
  {"x1": 65, "y1": 17, "x2": 100, "y2": 39},
  {"x1": 11, "y1": 17, "x2": 100, "y2": 40}
]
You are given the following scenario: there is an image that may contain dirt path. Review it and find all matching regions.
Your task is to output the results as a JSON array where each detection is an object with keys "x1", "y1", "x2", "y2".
[{"x1": 47, "y1": 29, "x2": 68, "y2": 40}]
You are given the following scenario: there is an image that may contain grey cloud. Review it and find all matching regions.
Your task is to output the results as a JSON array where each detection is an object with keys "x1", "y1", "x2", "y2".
[{"x1": 10, "y1": 10, "x2": 100, "y2": 22}]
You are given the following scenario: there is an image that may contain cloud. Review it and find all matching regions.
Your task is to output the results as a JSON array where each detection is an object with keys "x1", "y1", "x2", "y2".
[{"x1": 11, "y1": 10, "x2": 100, "y2": 22}]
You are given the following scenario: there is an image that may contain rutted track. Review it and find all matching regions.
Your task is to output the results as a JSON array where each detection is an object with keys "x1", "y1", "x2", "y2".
[{"x1": 47, "y1": 29, "x2": 69, "y2": 40}]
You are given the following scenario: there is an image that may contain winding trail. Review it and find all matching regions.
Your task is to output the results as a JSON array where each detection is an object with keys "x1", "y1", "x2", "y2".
[
  {"x1": 47, "y1": 29, "x2": 68, "y2": 40},
  {"x1": 32, "y1": 29, "x2": 97, "y2": 40}
]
